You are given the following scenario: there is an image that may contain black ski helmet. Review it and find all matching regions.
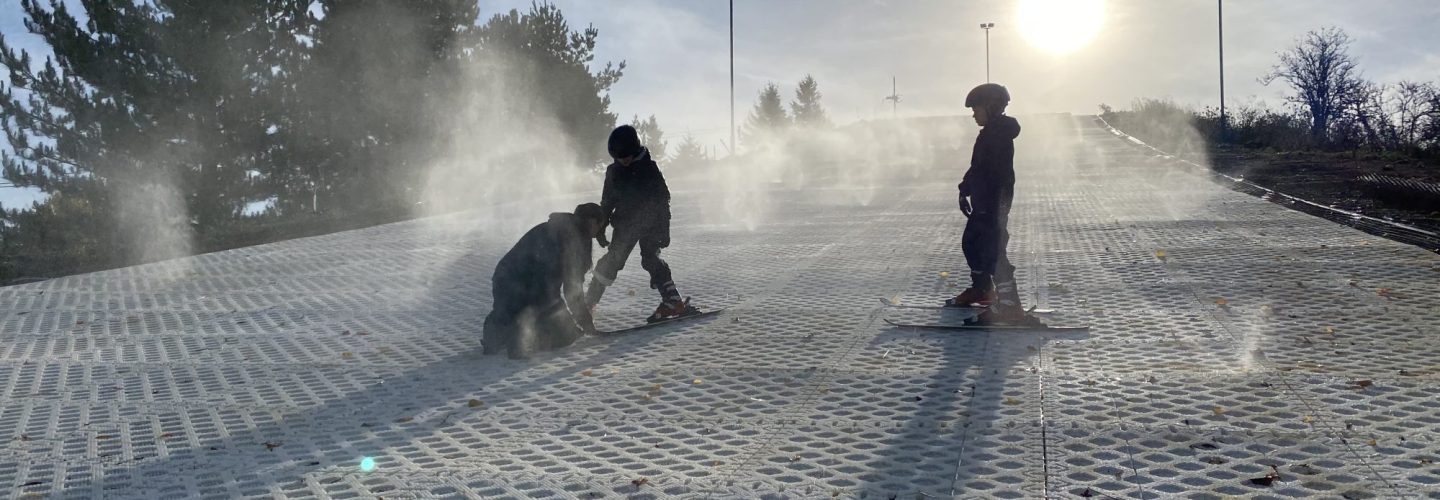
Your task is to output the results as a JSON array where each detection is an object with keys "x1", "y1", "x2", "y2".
[
  {"x1": 965, "y1": 83, "x2": 1010, "y2": 108},
  {"x1": 607, "y1": 125, "x2": 642, "y2": 159}
]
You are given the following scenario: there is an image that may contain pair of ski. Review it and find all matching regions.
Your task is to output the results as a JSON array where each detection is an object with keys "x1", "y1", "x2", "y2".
[
  {"x1": 879, "y1": 298, "x2": 1089, "y2": 331},
  {"x1": 594, "y1": 298, "x2": 1091, "y2": 336}
]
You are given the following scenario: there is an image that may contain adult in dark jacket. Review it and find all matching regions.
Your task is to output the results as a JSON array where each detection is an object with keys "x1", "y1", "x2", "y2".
[
  {"x1": 483, "y1": 203, "x2": 607, "y2": 359},
  {"x1": 587, "y1": 125, "x2": 698, "y2": 322},
  {"x1": 950, "y1": 83, "x2": 1038, "y2": 325}
]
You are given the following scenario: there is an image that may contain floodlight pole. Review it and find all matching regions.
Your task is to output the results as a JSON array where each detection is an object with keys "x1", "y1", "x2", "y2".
[
  {"x1": 1218, "y1": 0, "x2": 1227, "y2": 142},
  {"x1": 981, "y1": 23, "x2": 995, "y2": 82}
]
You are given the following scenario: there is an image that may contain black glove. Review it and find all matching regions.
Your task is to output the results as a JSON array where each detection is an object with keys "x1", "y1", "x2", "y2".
[
  {"x1": 596, "y1": 229, "x2": 609, "y2": 248},
  {"x1": 658, "y1": 233, "x2": 670, "y2": 249},
  {"x1": 958, "y1": 194, "x2": 972, "y2": 217}
]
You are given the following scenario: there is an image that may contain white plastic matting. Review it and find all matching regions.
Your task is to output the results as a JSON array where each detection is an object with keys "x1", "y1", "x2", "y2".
[{"x1": 2, "y1": 116, "x2": 1437, "y2": 498}]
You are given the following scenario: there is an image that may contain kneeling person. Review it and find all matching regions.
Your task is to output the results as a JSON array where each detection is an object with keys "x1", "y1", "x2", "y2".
[{"x1": 483, "y1": 203, "x2": 607, "y2": 359}]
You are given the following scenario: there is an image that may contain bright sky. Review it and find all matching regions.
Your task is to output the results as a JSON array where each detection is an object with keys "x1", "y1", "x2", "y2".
[
  {"x1": 4, "y1": 1, "x2": 1439, "y2": 206},
  {"x1": 482, "y1": 0, "x2": 1440, "y2": 149}
]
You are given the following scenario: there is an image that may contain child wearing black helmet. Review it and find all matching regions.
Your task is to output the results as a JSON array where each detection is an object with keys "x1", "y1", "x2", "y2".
[
  {"x1": 587, "y1": 125, "x2": 699, "y2": 323},
  {"x1": 950, "y1": 83, "x2": 1039, "y2": 326}
]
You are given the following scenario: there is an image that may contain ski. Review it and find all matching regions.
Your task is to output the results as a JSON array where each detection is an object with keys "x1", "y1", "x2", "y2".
[
  {"x1": 597, "y1": 308, "x2": 725, "y2": 336},
  {"x1": 880, "y1": 298, "x2": 982, "y2": 310},
  {"x1": 878, "y1": 298, "x2": 1055, "y2": 314},
  {"x1": 883, "y1": 318, "x2": 1088, "y2": 332}
]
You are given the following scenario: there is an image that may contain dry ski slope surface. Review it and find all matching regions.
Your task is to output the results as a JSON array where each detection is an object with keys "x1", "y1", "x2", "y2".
[{"x1": 1, "y1": 116, "x2": 1438, "y2": 498}]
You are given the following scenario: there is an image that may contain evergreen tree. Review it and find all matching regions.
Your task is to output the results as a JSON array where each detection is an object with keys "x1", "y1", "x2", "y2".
[
  {"x1": 289, "y1": 0, "x2": 480, "y2": 214},
  {"x1": 742, "y1": 82, "x2": 790, "y2": 149},
  {"x1": 0, "y1": 0, "x2": 306, "y2": 263},
  {"x1": 0, "y1": 0, "x2": 630, "y2": 280},
  {"x1": 630, "y1": 114, "x2": 668, "y2": 161},
  {"x1": 477, "y1": 3, "x2": 625, "y2": 166},
  {"x1": 791, "y1": 74, "x2": 830, "y2": 128},
  {"x1": 669, "y1": 134, "x2": 709, "y2": 168}
]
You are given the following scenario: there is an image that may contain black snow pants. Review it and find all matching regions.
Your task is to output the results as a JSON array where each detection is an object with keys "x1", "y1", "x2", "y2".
[
  {"x1": 592, "y1": 218, "x2": 675, "y2": 295},
  {"x1": 963, "y1": 187, "x2": 1020, "y2": 306}
]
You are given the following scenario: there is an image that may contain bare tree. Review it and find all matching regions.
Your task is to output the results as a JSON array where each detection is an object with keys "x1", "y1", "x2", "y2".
[
  {"x1": 1389, "y1": 81, "x2": 1439, "y2": 150},
  {"x1": 1353, "y1": 81, "x2": 1389, "y2": 149},
  {"x1": 1352, "y1": 81, "x2": 1439, "y2": 152},
  {"x1": 1425, "y1": 85, "x2": 1440, "y2": 151},
  {"x1": 1261, "y1": 26, "x2": 1368, "y2": 147}
]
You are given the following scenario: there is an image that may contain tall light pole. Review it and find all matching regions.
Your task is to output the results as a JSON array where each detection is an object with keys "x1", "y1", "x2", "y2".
[
  {"x1": 980, "y1": 22, "x2": 995, "y2": 82},
  {"x1": 1217, "y1": 1, "x2": 1227, "y2": 142},
  {"x1": 729, "y1": 0, "x2": 735, "y2": 156}
]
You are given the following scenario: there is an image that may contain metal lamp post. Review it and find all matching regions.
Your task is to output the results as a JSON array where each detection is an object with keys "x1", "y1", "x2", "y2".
[
  {"x1": 729, "y1": 0, "x2": 735, "y2": 156},
  {"x1": 981, "y1": 22, "x2": 995, "y2": 82},
  {"x1": 1217, "y1": 1, "x2": 1227, "y2": 142}
]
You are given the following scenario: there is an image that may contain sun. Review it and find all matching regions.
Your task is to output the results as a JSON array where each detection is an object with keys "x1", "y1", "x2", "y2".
[{"x1": 1017, "y1": 0, "x2": 1106, "y2": 55}]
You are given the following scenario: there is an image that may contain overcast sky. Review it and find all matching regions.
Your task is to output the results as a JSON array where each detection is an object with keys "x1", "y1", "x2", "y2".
[{"x1": 4, "y1": 1, "x2": 1439, "y2": 206}]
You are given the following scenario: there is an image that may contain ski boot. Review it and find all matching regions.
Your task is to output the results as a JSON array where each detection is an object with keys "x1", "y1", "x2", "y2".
[
  {"x1": 945, "y1": 286, "x2": 996, "y2": 308},
  {"x1": 648, "y1": 296, "x2": 700, "y2": 323}
]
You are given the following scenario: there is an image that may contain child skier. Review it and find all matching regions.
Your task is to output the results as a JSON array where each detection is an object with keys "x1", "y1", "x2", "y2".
[
  {"x1": 949, "y1": 83, "x2": 1040, "y2": 326},
  {"x1": 586, "y1": 125, "x2": 699, "y2": 323}
]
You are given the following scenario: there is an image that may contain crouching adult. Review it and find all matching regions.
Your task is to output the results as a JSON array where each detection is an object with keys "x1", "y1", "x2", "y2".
[{"x1": 483, "y1": 203, "x2": 608, "y2": 359}]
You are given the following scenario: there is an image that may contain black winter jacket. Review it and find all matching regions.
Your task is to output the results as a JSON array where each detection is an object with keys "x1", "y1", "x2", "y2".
[
  {"x1": 600, "y1": 148, "x2": 671, "y2": 232},
  {"x1": 492, "y1": 212, "x2": 595, "y2": 329},
  {"x1": 959, "y1": 115, "x2": 1022, "y2": 198}
]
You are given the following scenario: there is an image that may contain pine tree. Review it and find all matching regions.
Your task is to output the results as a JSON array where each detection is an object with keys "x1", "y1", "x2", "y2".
[
  {"x1": 791, "y1": 74, "x2": 830, "y2": 128},
  {"x1": 290, "y1": 0, "x2": 481, "y2": 214},
  {"x1": 669, "y1": 134, "x2": 709, "y2": 168},
  {"x1": 630, "y1": 115, "x2": 669, "y2": 161},
  {"x1": 0, "y1": 1, "x2": 631, "y2": 279},
  {"x1": 742, "y1": 82, "x2": 790, "y2": 149},
  {"x1": 0, "y1": 0, "x2": 306, "y2": 263},
  {"x1": 477, "y1": 3, "x2": 626, "y2": 166}
]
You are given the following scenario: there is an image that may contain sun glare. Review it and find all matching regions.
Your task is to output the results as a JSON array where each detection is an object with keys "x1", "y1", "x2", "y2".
[{"x1": 1018, "y1": 0, "x2": 1106, "y2": 55}]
